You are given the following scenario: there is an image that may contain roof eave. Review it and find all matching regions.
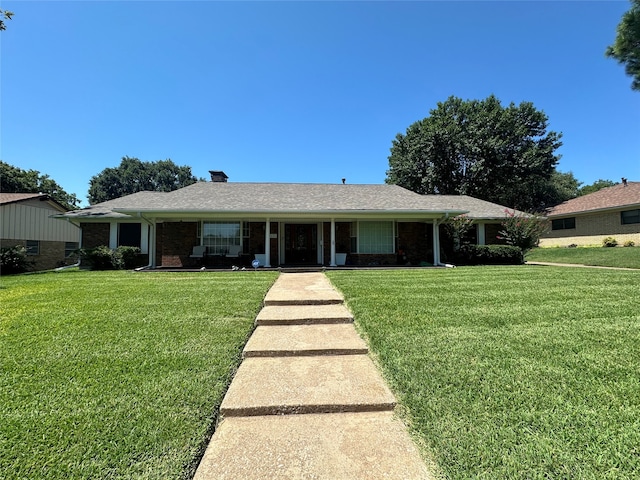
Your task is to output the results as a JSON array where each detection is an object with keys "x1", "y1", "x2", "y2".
[{"x1": 548, "y1": 202, "x2": 640, "y2": 218}]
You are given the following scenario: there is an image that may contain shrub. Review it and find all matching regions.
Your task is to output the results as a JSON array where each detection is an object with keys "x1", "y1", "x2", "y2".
[
  {"x1": 444, "y1": 214, "x2": 474, "y2": 252},
  {"x1": 602, "y1": 237, "x2": 618, "y2": 247},
  {"x1": 0, "y1": 245, "x2": 32, "y2": 275},
  {"x1": 498, "y1": 210, "x2": 549, "y2": 254},
  {"x1": 116, "y1": 246, "x2": 144, "y2": 269},
  {"x1": 80, "y1": 246, "x2": 123, "y2": 270},
  {"x1": 623, "y1": 240, "x2": 635, "y2": 247},
  {"x1": 455, "y1": 245, "x2": 524, "y2": 265},
  {"x1": 80, "y1": 246, "x2": 144, "y2": 270}
]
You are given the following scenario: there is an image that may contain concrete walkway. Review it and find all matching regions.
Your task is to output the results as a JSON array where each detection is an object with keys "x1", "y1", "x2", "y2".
[{"x1": 193, "y1": 272, "x2": 433, "y2": 480}]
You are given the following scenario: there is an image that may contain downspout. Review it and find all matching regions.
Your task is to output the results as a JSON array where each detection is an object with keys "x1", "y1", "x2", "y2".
[{"x1": 135, "y1": 213, "x2": 155, "y2": 271}]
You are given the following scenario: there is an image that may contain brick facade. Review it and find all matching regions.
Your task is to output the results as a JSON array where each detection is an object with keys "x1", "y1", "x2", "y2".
[
  {"x1": 1, "y1": 238, "x2": 78, "y2": 271},
  {"x1": 157, "y1": 222, "x2": 199, "y2": 267},
  {"x1": 540, "y1": 210, "x2": 640, "y2": 246},
  {"x1": 80, "y1": 223, "x2": 110, "y2": 249}
]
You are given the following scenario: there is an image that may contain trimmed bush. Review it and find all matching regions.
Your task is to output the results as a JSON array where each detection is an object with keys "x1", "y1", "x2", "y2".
[
  {"x1": 116, "y1": 246, "x2": 144, "y2": 269},
  {"x1": 0, "y1": 245, "x2": 32, "y2": 275},
  {"x1": 623, "y1": 240, "x2": 635, "y2": 247},
  {"x1": 80, "y1": 246, "x2": 144, "y2": 270},
  {"x1": 455, "y1": 245, "x2": 524, "y2": 266},
  {"x1": 602, "y1": 237, "x2": 618, "y2": 247}
]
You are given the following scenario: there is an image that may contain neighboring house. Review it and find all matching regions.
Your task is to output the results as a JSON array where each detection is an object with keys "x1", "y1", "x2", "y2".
[
  {"x1": 1, "y1": 193, "x2": 81, "y2": 271},
  {"x1": 540, "y1": 180, "x2": 640, "y2": 247},
  {"x1": 55, "y1": 171, "x2": 518, "y2": 269}
]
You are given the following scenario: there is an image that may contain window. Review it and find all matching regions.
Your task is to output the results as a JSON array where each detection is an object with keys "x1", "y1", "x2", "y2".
[
  {"x1": 65, "y1": 242, "x2": 79, "y2": 257},
  {"x1": 118, "y1": 223, "x2": 141, "y2": 248},
  {"x1": 551, "y1": 217, "x2": 576, "y2": 230},
  {"x1": 202, "y1": 221, "x2": 241, "y2": 255},
  {"x1": 26, "y1": 240, "x2": 40, "y2": 255},
  {"x1": 621, "y1": 209, "x2": 640, "y2": 225},
  {"x1": 357, "y1": 221, "x2": 395, "y2": 254}
]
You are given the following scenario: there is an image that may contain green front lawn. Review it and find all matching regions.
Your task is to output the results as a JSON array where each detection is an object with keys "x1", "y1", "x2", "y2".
[
  {"x1": 328, "y1": 267, "x2": 640, "y2": 479},
  {"x1": 527, "y1": 245, "x2": 640, "y2": 269},
  {"x1": 0, "y1": 270, "x2": 277, "y2": 480}
]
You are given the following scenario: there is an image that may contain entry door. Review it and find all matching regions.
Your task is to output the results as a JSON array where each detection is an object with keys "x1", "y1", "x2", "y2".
[{"x1": 284, "y1": 224, "x2": 318, "y2": 264}]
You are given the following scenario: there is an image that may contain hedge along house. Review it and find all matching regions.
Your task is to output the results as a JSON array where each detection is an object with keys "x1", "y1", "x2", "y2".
[
  {"x1": 540, "y1": 180, "x2": 640, "y2": 247},
  {"x1": 56, "y1": 171, "x2": 517, "y2": 269},
  {"x1": 1, "y1": 193, "x2": 81, "y2": 271}
]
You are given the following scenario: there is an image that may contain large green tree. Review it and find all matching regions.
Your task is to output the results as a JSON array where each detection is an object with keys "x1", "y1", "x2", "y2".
[
  {"x1": 0, "y1": 161, "x2": 79, "y2": 209},
  {"x1": 386, "y1": 95, "x2": 563, "y2": 212},
  {"x1": 88, "y1": 157, "x2": 202, "y2": 204},
  {"x1": 606, "y1": 0, "x2": 640, "y2": 91},
  {"x1": 578, "y1": 179, "x2": 618, "y2": 196}
]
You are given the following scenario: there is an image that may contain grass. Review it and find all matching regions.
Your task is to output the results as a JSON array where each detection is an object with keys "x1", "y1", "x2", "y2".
[
  {"x1": 526, "y1": 245, "x2": 640, "y2": 269},
  {"x1": 327, "y1": 267, "x2": 640, "y2": 479},
  {"x1": 0, "y1": 269, "x2": 277, "y2": 480}
]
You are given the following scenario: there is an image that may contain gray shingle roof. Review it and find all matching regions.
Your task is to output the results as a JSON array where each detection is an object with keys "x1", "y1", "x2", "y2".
[{"x1": 60, "y1": 182, "x2": 519, "y2": 220}]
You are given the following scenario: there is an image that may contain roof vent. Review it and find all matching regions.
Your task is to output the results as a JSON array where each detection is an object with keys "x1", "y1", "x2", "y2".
[{"x1": 209, "y1": 171, "x2": 228, "y2": 183}]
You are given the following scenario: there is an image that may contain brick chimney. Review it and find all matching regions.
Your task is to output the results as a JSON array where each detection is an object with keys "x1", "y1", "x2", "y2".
[{"x1": 209, "y1": 171, "x2": 228, "y2": 182}]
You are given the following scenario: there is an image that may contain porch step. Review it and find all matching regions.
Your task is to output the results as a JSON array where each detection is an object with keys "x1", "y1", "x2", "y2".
[
  {"x1": 263, "y1": 272, "x2": 344, "y2": 306},
  {"x1": 220, "y1": 355, "x2": 396, "y2": 417},
  {"x1": 193, "y1": 412, "x2": 433, "y2": 480},
  {"x1": 243, "y1": 324, "x2": 368, "y2": 357},
  {"x1": 256, "y1": 304, "x2": 353, "y2": 325}
]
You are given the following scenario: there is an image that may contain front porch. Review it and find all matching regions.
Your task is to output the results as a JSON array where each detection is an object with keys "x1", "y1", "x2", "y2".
[{"x1": 156, "y1": 219, "x2": 440, "y2": 269}]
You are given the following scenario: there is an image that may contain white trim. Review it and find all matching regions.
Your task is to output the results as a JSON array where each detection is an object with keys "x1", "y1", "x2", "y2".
[
  {"x1": 330, "y1": 219, "x2": 336, "y2": 267},
  {"x1": 477, "y1": 223, "x2": 486, "y2": 246},
  {"x1": 109, "y1": 222, "x2": 118, "y2": 249},
  {"x1": 432, "y1": 220, "x2": 440, "y2": 266},
  {"x1": 264, "y1": 218, "x2": 271, "y2": 267}
]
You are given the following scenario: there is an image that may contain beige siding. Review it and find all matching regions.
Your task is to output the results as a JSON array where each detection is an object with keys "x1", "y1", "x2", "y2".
[
  {"x1": 541, "y1": 209, "x2": 640, "y2": 246},
  {"x1": 1, "y1": 201, "x2": 80, "y2": 242}
]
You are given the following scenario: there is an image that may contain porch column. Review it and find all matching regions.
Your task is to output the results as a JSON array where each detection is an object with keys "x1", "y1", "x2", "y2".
[
  {"x1": 149, "y1": 221, "x2": 156, "y2": 268},
  {"x1": 109, "y1": 222, "x2": 118, "y2": 249},
  {"x1": 330, "y1": 218, "x2": 337, "y2": 267},
  {"x1": 432, "y1": 219, "x2": 440, "y2": 266},
  {"x1": 264, "y1": 218, "x2": 271, "y2": 267},
  {"x1": 477, "y1": 223, "x2": 486, "y2": 245}
]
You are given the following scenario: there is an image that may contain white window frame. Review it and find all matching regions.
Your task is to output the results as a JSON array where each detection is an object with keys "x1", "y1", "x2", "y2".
[{"x1": 201, "y1": 221, "x2": 242, "y2": 255}]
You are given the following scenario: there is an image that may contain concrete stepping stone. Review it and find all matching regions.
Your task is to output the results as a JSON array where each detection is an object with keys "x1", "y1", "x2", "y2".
[
  {"x1": 256, "y1": 304, "x2": 353, "y2": 325},
  {"x1": 220, "y1": 355, "x2": 396, "y2": 416},
  {"x1": 244, "y1": 324, "x2": 368, "y2": 357},
  {"x1": 264, "y1": 272, "x2": 344, "y2": 306},
  {"x1": 193, "y1": 412, "x2": 433, "y2": 480}
]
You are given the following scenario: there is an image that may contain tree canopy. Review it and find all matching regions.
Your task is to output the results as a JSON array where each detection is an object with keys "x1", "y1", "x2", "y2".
[
  {"x1": 0, "y1": 161, "x2": 80, "y2": 209},
  {"x1": 0, "y1": 9, "x2": 13, "y2": 31},
  {"x1": 386, "y1": 95, "x2": 563, "y2": 212},
  {"x1": 88, "y1": 157, "x2": 202, "y2": 204},
  {"x1": 578, "y1": 179, "x2": 618, "y2": 196},
  {"x1": 606, "y1": 0, "x2": 640, "y2": 91}
]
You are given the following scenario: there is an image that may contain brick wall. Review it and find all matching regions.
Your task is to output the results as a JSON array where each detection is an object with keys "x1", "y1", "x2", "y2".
[
  {"x1": 541, "y1": 210, "x2": 640, "y2": 246},
  {"x1": 1, "y1": 238, "x2": 77, "y2": 271},
  {"x1": 398, "y1": 222, "x2": 432, "y2": 265},
  {"x1": 158, "y1": 222, "x2": 198, "y2": 267},
  {"x1": 81, "y1": 223, "x2": 110, "y2": 249}
]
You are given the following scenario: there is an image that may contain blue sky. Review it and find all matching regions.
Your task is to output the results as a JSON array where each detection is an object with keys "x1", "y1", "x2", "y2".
[{"x1": 2, "y1": 1, "x2": 639, "y2": 206}]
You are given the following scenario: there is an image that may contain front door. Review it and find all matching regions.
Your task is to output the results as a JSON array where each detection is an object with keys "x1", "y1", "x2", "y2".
[{"x1": 284, "y1": 224, "x2": 318, "y2": 265}]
